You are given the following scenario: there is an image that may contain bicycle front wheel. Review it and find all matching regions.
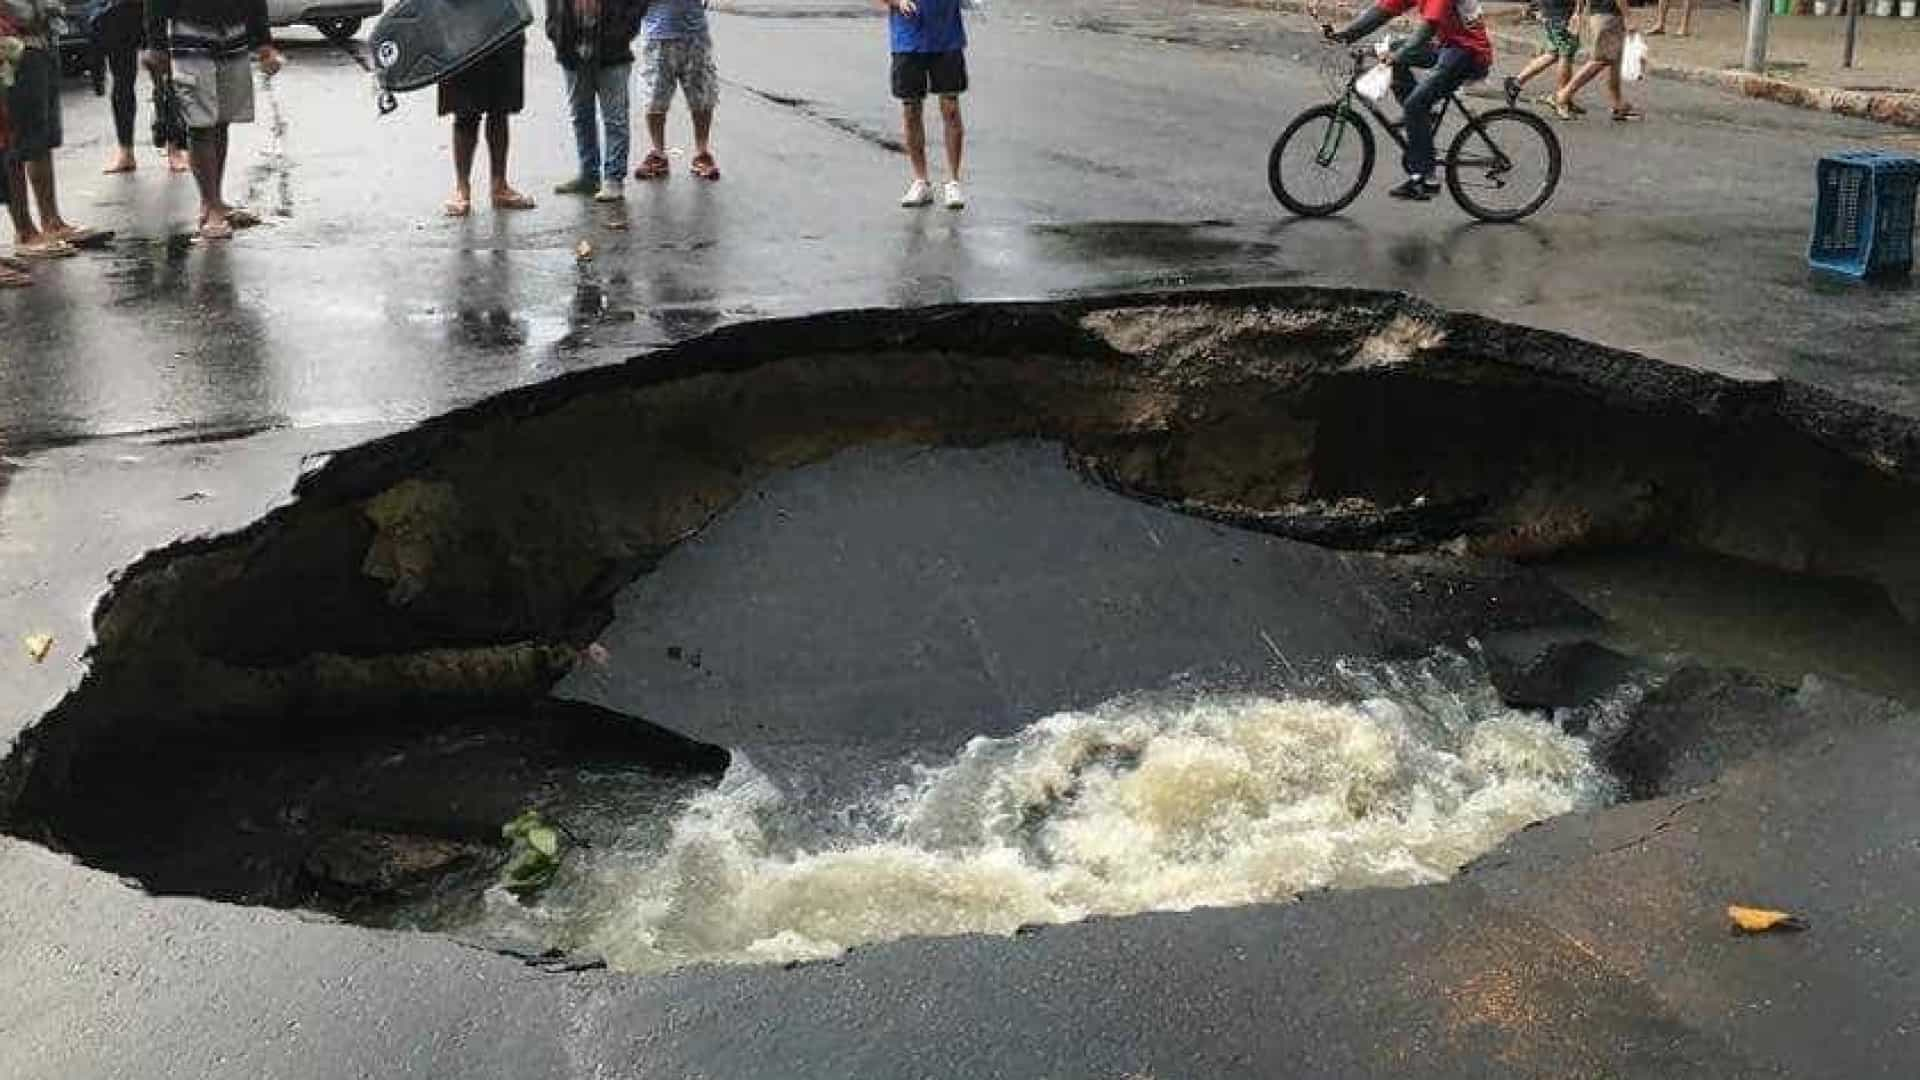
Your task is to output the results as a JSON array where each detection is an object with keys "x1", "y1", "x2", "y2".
[
  {"x1": 1269, "y1": 103, "x2": 1375, "y2": 218},
  {"x1": 1444, "y1": 108, "x2": 1562, "y2": 223}
]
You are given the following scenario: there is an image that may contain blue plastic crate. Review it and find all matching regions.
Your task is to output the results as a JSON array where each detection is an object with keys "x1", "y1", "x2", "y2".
[{"x1": 1810, "y1": 151, "x2": 1920, "y2": 279}]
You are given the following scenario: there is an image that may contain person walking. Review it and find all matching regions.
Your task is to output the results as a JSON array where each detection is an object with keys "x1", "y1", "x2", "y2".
[
  {"x1": 633, "y1": 0, "x2": 719, "y2": 182},
  {"x1": 143, "y1": 0, "x2": 285, "y2": 239},
  {"x1": 547, "y1": 0, "x2": 642, "y2": 201},
  {"x1": 92, "y1": 0, "x2": 188, "y2": 174},
  {"x1": 437, "y1": 32, "x2": 534, "y2": 216},
  {"x1": 1550, "y1": 0, "x2": 1641, "y2": 122},
  {"x1": 1648, "y1": 0, "x2": 1693, "y2": 37},
  {"x1": 4, "y1": 0, "x2": 105, "y2": 256},
  {"x1": 884, "y1": 0, "x2": 968, "y2": 210},
  {"x1": 1502, "y1": 0, "x2": 1578, "y2": 110}
]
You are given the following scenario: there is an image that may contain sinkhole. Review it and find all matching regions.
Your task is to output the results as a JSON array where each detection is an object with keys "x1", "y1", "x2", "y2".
[{"x1": 3, "y1": 288, "x2": 1918, "y2": 974}]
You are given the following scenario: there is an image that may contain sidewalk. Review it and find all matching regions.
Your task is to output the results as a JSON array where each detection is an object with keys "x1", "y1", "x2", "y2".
[
  {"x1": 1485, "y1": 2, "x2": 1920, "y2": 127},
  {"x1": 1212, "y1": 0, "x2": 1920, "y2": 127}
]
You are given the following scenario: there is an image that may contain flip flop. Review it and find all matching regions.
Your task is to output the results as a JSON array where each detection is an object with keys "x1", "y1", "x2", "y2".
[
  {"x1": 57, "y1": 227, "x2": 115, "y2": 249},
  {"x1": 691, "y1": 153, "x2": 721, "y2": 181},
  {"x1": 492, "y1": 191, "x2": 537, "y2": 211},
  {"x1": 14, "y1": 240, "x2": 77, "y2": 259},
  {"x1": 444, "y1": 197, "x2": 472, "y2": 218},
  {"x1": 198, "y1": 218, "x2": 235, "y2": 241}
]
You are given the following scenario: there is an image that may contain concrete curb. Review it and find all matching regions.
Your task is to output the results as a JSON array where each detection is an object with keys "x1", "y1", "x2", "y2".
[{"x1": 1206, "y1": 0, "x2": 1920, "y2": 130}]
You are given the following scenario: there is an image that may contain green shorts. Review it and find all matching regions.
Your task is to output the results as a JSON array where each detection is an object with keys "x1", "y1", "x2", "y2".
[{"x1": 1540, "y1": 12, "x2": 1580, "y2": 60}]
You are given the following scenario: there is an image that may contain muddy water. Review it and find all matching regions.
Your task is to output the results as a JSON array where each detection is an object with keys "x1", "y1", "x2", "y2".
[
  {"x1": 438, "y1": 658, "x2": 1611, "y2": 973},
  {"x1": 1545, "y1": 549, "x2": 1920, "y2": 707}
]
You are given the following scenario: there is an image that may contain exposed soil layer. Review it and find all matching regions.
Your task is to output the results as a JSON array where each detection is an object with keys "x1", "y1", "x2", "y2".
[{"x1": 3, "y1": 287, "x2": 1918, "y2": 922}]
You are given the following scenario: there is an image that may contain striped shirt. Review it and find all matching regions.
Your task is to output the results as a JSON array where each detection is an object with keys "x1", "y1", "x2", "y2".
[{"x1": 164, "y1": 18, "x2": 253, "y2": 58}]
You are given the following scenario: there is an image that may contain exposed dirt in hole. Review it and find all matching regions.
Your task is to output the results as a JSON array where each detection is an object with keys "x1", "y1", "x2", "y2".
[{"x1": 2, "y1": 287, "x2": 1918, "y2": 940}]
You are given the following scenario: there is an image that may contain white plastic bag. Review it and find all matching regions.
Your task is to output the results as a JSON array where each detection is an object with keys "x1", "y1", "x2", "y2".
[
  {"x1": 1356, "y1": 62, "x2": 1393, "y2": 102},
  {"x1": 1622, "y1": 32, "x2": 1649, "y2": 82}
]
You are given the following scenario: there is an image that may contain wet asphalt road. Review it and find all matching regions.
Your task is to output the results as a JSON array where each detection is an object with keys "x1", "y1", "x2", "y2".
[{"x1": 2, "y1": 0, "x2": 1919, "y2": 449}]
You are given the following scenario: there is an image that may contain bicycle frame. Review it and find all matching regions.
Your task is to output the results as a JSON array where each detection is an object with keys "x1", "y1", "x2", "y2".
[{"x1": 1315, "y1": 57, "x2": 1514, "y2": 178}]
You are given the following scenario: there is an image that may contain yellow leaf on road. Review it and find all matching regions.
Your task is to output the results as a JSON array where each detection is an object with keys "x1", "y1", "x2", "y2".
[
  {"x1": 1728, "y1": 904, "x2": 1809, "y2": 933},
  {"x1": 24, "y1": 634, "x2": 53, "y2": 663}
]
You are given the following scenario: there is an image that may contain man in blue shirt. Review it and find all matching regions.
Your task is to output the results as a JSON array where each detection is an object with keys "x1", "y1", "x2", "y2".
[
  {"x1": 634, "y1": 0, "x2": 720, "y2": 181},
  {"x1": 882, "y1": 0, "x2": 966, "y2": 210}
]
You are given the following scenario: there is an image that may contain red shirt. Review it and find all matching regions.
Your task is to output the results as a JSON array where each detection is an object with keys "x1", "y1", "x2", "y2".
[
  {"x1": 1377, "y1": 0, "x2": 1494, "y2": 68},
  {"x1": 1419, "y1": 0, "x2": 1494, "y2": 68}
]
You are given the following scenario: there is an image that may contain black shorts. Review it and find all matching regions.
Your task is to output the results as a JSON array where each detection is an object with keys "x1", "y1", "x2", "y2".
[
  {"x1": 891, "y1": 50, "x2": 967, "y2": 101},
  {"x1": 5, "y1": 47, "x2": 62, "y2": 161},
  {"x1": 437, "y1": 35, "x2": 528, "y2": 119}
]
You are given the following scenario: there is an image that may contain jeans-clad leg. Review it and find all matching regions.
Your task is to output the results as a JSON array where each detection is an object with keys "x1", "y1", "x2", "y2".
[
  {"x1": 564, "y1": 65, "x2": 601, "y2": 182},
  {"x1": 1402, "y1": 47, "x2": 1482, "y2": 179},
  {"x1": 597, "y1": 63, "x2": 632, "y2": 180}
]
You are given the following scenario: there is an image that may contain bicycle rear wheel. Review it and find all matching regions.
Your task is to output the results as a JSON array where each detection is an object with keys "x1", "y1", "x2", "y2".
[
  {"x1": 1444, "y1": 108, "x2": 1561, "y2": 223},
  {"x1": 1269, "y1": 104, "x2": 1375, "y2": 218}
]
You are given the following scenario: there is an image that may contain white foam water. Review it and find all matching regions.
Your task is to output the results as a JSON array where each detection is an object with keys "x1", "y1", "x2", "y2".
[{"x1": 468, "y1": 660, "x2": 1610, "y2": 973}]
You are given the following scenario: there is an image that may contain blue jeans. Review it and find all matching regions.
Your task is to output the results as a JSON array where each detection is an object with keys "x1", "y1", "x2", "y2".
[
  {"x1": 1395, "y1": 46, "x2": 1488, "y2": 179},
  {"x1": 564, "y1": 62, "x2": 632, "y2": 182}
]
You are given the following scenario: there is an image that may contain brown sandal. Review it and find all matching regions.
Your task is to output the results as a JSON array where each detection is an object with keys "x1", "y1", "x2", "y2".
[{"x1": 633, "y1": 151, "x2": 670, "y2": 181}]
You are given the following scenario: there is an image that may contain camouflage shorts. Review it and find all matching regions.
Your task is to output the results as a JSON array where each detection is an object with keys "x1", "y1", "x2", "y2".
[
  {"x1": 643, "y1": 36, "x2": 718, "y2": 113},
  {"x1": 1540, "y1": 13, "x2": 1580, "y2": 59}
]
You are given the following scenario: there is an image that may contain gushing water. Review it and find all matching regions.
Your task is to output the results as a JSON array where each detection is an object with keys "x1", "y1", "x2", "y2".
[{"x1": 460, "y1": 658, "x2": 1610, "y2": 973}]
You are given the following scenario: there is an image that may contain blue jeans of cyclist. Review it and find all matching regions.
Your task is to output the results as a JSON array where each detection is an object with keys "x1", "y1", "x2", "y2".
[{"x1": 1392, "y1": 45, "x2": 1489, "y2": 180}]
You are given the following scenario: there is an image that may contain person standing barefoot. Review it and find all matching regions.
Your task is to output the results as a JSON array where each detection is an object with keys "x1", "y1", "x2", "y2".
[
  {"x1": 439, "y1": 33, "x2": 535, "y2": 216},
  {"x1": 92, "y1": 0, "x2": 185, "y2": 174},
  {"x1": 882, "y1": 0, "x2": 967, "y2": 210}
]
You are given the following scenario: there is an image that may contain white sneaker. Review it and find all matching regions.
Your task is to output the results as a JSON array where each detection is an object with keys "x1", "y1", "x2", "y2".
[
  {"x1": 942, "y1": 180, "x2": 966, "y2": 210},
  {"x1": 900, "y1": 179, "x2": 934, "y2": 208},
  {"x1": 594, "y1": 179, "x2": 624, "y2": 202}
]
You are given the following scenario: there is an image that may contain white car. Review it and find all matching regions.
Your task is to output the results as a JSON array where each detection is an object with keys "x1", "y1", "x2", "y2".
[{"x1": 270, "y1": 0, "x2": 387, "y2": 41}]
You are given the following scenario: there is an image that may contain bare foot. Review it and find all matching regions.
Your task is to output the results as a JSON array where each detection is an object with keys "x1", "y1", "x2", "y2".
[
  {"x1": 104, "y1": 149, "x2": 137, "y2": 174},
  {"x1": 444, "y1": 193, "x2": 473, "y2": 217},
  {"x1": 198, "y1": 211, "x2": 234, "y2": 241},
  {"x1": 168, "y1": 147, "x2": 191, "y2": 173}
]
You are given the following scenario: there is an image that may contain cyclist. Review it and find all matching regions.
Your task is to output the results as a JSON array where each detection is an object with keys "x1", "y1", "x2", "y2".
[{"x1": 1322, "y1": 0, "x2": 1493, "y2": 202}]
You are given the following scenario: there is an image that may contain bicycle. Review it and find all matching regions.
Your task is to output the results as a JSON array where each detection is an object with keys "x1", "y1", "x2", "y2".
[{"x1": 1268, "y1": 43, "x2": 1562, "y2": 223}]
